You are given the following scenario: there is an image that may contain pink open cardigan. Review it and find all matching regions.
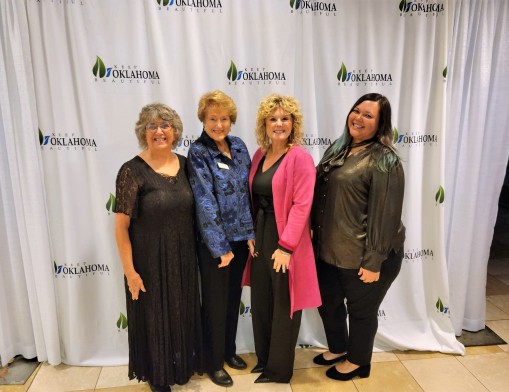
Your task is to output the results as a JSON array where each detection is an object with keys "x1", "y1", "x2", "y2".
[{"x1": 242, "y1": 145, "x2": 322, "y2": 317}]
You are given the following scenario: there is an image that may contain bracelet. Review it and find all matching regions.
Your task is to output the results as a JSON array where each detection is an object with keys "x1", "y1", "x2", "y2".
[{"x1": 278, "y1": 249, "x2": 291, "y2": 256}]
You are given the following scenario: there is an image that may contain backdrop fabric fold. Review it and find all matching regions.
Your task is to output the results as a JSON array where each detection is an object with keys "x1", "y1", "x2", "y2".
[
  {"x1": 445, "y1": 0, "x2": 509, "y2": 335},
  {"x1": 0, "y1": 0, "x2": 61, "y2": 366}
]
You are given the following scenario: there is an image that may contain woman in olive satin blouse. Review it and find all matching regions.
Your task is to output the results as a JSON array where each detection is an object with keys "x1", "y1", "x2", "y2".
[{"x1": 312, "y1": 93, "x2": 405, "y2": 382}]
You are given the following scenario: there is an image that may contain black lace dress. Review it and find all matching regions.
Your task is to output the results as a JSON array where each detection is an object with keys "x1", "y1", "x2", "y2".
[{"x1": 114, "y1": 154, "x2": 202, "y2": 386}]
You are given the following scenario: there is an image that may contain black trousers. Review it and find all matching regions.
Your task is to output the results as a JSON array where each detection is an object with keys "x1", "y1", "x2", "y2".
[
  {"x1": 251, "y1": 210, "x2": 302, "y2": 383},
  {"x1": 316, "y1": 248, "x2": 403, "y2": 366},
  {"x1": 198, "y1": 240, "x2": 248, "y2": 372}
]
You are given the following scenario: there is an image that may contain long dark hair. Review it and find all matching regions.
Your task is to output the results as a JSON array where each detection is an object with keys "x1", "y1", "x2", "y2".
[{"x1": 320, "y1": 93, "x2": 400, "y2": 172}]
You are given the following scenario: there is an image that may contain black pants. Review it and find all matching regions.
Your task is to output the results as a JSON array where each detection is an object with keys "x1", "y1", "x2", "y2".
[
  {"x1": 251, "y1": 210, "x2": 302, "y2": 383},
  {"x1": 316, "y1": 248, "x2": 403, "y2": 366},
  {"x1": 198, "y1": 240, "x2": 248, "y2": 372}
]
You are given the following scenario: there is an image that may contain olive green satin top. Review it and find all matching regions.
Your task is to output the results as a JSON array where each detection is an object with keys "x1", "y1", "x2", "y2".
[{"x1": 312, "y1": 142, "x2": 405, "y2": 272}]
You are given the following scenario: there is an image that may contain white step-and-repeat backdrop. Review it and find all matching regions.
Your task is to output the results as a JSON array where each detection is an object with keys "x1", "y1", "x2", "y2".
[{"x1": 29, "y1": 0, "x2": 463, "y2": 365}]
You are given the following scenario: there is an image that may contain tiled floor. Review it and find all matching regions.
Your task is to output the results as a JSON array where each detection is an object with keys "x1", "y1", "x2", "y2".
[{"x1": 2, "y1": 209, "x2": 509, "y2": 392}]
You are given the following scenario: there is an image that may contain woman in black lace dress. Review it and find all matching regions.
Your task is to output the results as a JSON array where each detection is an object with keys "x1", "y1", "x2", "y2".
[{"x1": 114, "y1": 103, "x2": 202, "y2": 392}]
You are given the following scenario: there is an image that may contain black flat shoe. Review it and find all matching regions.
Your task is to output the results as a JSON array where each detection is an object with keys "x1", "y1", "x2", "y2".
[
  {"x1": 209, "y1": 368, "x2": 233, "y2": 386},
  {"x1": 325, "y1": 364, "x2": 371, "y2": 381},
  {"x1": 225, "y1": 354, "x2": 247, "y2": 370},
  {"x1": 254, "y1": 373, "x2": 272, "y2": 383},
  {"x1": 250, "y1": 363, "x2": 264, "y2": 373},
  {"x1": 313, "y1": 352, "x2": 347, "y2": 366}
]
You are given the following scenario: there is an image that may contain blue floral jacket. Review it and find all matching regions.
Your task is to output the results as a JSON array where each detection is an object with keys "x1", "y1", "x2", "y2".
[{"x1": 187, "y1": 130, "x2": 255, "y2": 258}]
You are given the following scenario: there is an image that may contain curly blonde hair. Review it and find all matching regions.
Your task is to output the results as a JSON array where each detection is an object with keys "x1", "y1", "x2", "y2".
[
  {"x1": 134, "y1": 103, "x2": 183, "y2": 149},
  {"x1": 255, "y1": 94, "x2": 303, "y2": 150},
  {"x1": 197, "y1": 90, "x2": 237, "y2": 124}
]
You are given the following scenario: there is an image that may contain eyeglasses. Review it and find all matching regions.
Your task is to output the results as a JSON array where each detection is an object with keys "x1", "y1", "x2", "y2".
[{"x1": 146, "y1": 123, "x2": 172, "y2": 132}]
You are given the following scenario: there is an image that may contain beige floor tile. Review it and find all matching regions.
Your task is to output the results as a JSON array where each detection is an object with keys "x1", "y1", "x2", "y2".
[
  {"x1": 486, "y1": 275, "x2": 509, "y2": 295},
  {"x1": 458, "y1": 352, "x2": 509, "y2": 392},
  {"x1": 173, "y1": 375, "x2": 225, "y2": 391},
  {"x1": 393, "y1": 350, "x2": 450, "y2": 361},
  {"x1": 353, "y1": 362, "x2": 423, "y2": 392},
  {"x1": 499, "y1": 344, "x2": 509, "y2": 352},
  {"x1": 95, "y1": 366, "x2": 141, "y2": 388},
  {"x1": 487, "y1": 294, "x2": 509, "y2": 315},
  {"x1": 0, "y1": 386, "x2": 28, "y2": 392},
  {"x1": 486, "y1": 300, "x2": 509, "y2": 320},
  {"x1": 68, "y1": 390, "x2": 94, "y2": 392},
  {"x1": 95, "y1": 387, "x2": 149, "y2": 392},
  {"x1": 290, "y1": 367, "x2": 358, "y2": 392},
  {"x1": 402, "y1": 357, "x2": 488, "y2": 392},
  {"x1": 486, "y1": 319, "x2": 509, "y2": 343},
  {"x1": 464, "y1": 345, "x2": 504, "y2": 355},
  {"x1": 228, "y1": 373, "x2": 291, "y2": 391},
  {"x1": 371, "y1": 351, "x2": 399, "y2": 362},
  {"x1": 27, "y1": 363, "x2": 101, "y2": 392},
  {"x1": 293, "y1": 348, "x2": 326, "y2": 370}
]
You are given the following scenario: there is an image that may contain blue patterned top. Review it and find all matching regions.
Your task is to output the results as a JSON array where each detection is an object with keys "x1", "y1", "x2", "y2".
[{"x1": 187, "y1": 130, "x2": 255, "y2": 258}]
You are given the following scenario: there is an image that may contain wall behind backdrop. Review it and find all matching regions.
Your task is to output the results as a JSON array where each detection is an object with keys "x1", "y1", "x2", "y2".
[{"x1": 1, "y1": 0, "x2": 508, "y2": 366}]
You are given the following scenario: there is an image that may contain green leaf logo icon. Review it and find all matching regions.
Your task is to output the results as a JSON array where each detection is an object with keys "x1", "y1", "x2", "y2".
[
  {"x1": 435, "y1": 185, "x2": 445, "y2": 204},
  {"x1": 157, "y1": 0, "x2": 170, "y2": 5},
  {"x1": 290, "y1": 0, "x2": 302, "y2": 8},
  {"x1": 54, "y1": 261, "x2": 57, "y2": 273},
  {"x1": 399, "y1": 0, "x2": 407, "y2": 12},
  {"x1": 39, "y1": 128, "x2": 44, "y2": 145},
  {"x1": 117, "y1": 312, "x2": 128, "y2": 329},
  {"x1": 436, "y1": 297, "x2": 444, "y2": 312},
  {"x1": 239, "y1": 300, "x2": 245, "y2": 315},
  {"x1": 106, "y1": 193, "x2": 116, "y2": 212},
  {"x1": 393, "y1": 127, "x2": 399, "y2": 144},
  {"x1": 92, "y1": 56, "x2": 106, "y2": 78},
  {"x1": 337, "y1": 62, "x2": 347, "y2": 82},
  {"x1": 442, "y1": 66, "x2": 448, "y2": 78},
  {"x1": 227, "y1": 60, "x2": 238, "y2": 81}
]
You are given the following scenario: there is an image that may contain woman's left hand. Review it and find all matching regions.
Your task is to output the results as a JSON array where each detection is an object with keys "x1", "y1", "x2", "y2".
[
  {"x1": 272, "y1": 249, "x2": 291, "y2": 273},
  {"x1": 247, "y1": 239, "x2": 257, "y2": 257},
  {"x1": 358, "y1": 267, "x2": 380, "y2": 283}
]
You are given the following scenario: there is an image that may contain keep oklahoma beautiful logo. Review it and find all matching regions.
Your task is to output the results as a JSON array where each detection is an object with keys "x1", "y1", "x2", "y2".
[
  {"x1": 39, "y1": 128, "x2": 98, "y2": 151},
  {"x1": 289, "y1": 0, "x2": 338, "y2": 16},
  {"x1": 398, "y1": 0, "x2": 445, "y2": 17},
  {"x1": 337, "y1": 62, "x2": 393, "y2": 87},
  {"x1": 155, "y1": 0, "x2": 223, "y2": 12},
  {"x1": 226, "y1": 60, "x2": 286, "y2": 86},
  {"x1": 92, "y1": 56, "x2": 160, "y2": 85}
]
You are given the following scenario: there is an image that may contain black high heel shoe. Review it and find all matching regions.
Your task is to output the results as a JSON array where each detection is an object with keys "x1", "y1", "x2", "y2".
[
  {"x1": 313, "y1": 352, "x2": 347, "y2": 366},
  {"x1": 325, "y1": 364, "x2": 371, "y2": 381}
]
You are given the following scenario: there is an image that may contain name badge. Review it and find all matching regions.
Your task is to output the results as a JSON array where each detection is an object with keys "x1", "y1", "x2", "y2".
[{"x1": 217, "y1": 162, "x2": 229, "y2": 170}]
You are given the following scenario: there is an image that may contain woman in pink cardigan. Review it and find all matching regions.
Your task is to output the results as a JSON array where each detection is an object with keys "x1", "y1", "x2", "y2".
[{"x1": 243, "y1": 94, "x2": 321, "y2": 384}]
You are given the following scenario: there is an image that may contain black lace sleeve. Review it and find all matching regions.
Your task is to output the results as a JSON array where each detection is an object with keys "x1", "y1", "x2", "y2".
[{"x1": 114, "y1": 162, "x2": 140, "y2": 217}]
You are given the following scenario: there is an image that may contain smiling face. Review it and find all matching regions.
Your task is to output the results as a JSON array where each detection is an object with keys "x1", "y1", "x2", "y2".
[
  {"x1": 203, "y1": 106, "x2": 232, "y2": 147},
  {"x1": 145, "y1": 119, "x2": 174, "y2": 151},
  {"x1": 348, "y1": 100, "x2": 380, "y2": 144},
  {"x1": 265, "y1": 107, "x2": 293, "y2": 146}
]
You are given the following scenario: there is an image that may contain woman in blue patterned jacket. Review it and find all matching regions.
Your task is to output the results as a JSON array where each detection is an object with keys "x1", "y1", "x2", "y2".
[{"x1": 187, "y1": 90, "x2": 255, "y2": 388}]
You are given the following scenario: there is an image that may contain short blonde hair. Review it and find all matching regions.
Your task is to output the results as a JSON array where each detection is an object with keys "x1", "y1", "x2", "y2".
[
  {"x1": 134, "y1": 103, "x2": 183, "y2": 149},
  {"x1": 255, "y1": 94, "x2": 303, "y2": 150},
  {"x1": 197, "y1": 90, "x2": 237, "y2": 124}
]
